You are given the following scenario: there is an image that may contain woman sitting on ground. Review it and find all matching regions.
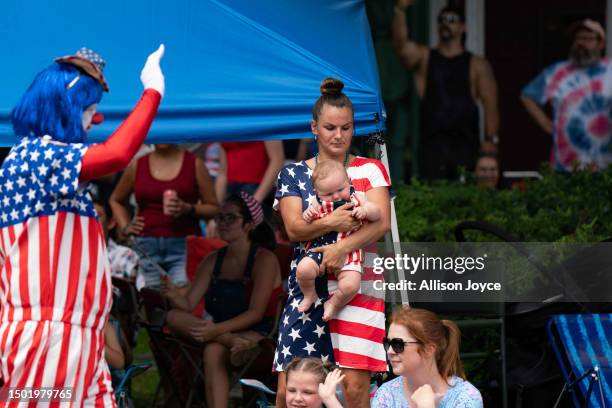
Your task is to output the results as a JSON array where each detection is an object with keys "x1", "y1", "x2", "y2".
[
  {"x1": 372, "y1": 307, "x2": 483, "y2": 408},
  {"x1": 163, "y1": 192, "x2": 281, "y2": 408}
]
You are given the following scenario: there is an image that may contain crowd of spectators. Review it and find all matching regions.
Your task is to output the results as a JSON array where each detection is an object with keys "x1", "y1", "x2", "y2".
[
  {"x1": 29, "y1": 3, "x2": 608, "y2": 407},
  {"x1": 86, "y1": 73, "x2": 489, "y2": 407}
]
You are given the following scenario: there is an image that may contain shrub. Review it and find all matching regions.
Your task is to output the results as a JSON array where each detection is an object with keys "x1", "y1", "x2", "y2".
[{"x1": 394, "y1": 167, "x2": 612, "y2": 243}]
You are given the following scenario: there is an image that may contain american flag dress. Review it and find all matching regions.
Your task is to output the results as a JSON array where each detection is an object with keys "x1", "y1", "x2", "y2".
[
  {"x1": 273, "y1": 157, "x2": 390, "y2": 372},
  {"x1": 0, "y1": 136, "x2": 114, "y2": 407},
  {"x1": 304, "y1": 189, "x2": 363, "y2": 273}
]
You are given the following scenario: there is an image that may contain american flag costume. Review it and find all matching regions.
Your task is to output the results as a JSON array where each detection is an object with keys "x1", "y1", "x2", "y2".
[
  {"x1": 273, "y1": 157, "x2": 390, "y2": 372},
  {"x1": 0, "y1": 84, "x2": 161, "y2": 407},
  {"x1": 0, "y1": 136, "x2": 114, "y2": 406}
]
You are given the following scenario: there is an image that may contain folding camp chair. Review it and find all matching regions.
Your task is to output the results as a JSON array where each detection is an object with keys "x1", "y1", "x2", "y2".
[
  {"x1": 111, "y1": 276, "x2": 145, "y2": 347},
  {"x1": 160, "y1": 239, "x2": 291, "y2": 407},
  {"x1": 233, "y1": 289, "x2": 287, "y2": 407},
  {"x1": 235, "y1": 242, "x2": 292, "y2": 407},
  {"x1": 548, "y1": 314, "x2": 612, "y2": 408},
  {"x1": 138, "y1": 287, "x2": 198, "y2": 407},
  {"x1": 115, "y1": 363, "x2": 153, "y2": 408},
  {"x1": 239, "y1": 379, "x2": 276, "y2": 408},
  {"x1": 452, "y1": 220, "x2": 513, "y2": 408}
]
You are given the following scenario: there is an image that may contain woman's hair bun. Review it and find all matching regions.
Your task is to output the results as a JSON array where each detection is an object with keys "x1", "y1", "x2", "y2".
[{"x1": 320, "y1": 77, "x2": 344, "y2": 96}]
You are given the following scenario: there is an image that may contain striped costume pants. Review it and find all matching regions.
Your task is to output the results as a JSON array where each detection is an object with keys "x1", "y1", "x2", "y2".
[{"x1": 0, "y1": 320, "x2": 114, "y2": 407}]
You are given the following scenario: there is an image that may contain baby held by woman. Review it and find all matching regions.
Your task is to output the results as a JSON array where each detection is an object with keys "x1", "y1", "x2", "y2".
[{"x1": 297, "y1": 160, "x2": 380, "y2": 320}]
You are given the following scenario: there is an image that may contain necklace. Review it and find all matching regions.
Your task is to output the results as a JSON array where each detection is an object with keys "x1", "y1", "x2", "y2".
[{"x1": 315, "y1": 152, "x2": 350, "y2": 167}]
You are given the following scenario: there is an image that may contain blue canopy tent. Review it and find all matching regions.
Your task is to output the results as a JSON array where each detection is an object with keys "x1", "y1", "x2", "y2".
[
  {"x1": 0, "y1": 0, "x2": 385, "y2": 145},
  {"x1": 0, "y1": 0, "x2": 408, "y2": 304}
]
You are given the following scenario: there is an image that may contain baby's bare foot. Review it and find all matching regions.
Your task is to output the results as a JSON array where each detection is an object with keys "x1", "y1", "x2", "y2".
[
  {"x1": 323, "y1": 300, "x2": 340, "y2": 321},
  {"x1": 298, "y1": 295, "x2": 316, "y2": 313}
]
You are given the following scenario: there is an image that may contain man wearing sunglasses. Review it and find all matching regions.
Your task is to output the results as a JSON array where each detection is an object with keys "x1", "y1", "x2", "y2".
[{"x1": 391, "y1": 0, "x2": 500, "y2": 182}]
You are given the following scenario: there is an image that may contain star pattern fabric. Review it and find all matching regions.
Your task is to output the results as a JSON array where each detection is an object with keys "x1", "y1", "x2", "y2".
[
  {"x1": 76, "y1": 47, "x2": 106, "y2": 70},
  {"x1": 273, "y1": 161, "x2": 333, "y2": 371},
  {"x1": 0, "y1": 136, "x2": 94, "y2": 229},
  {"x1": 273, "y1": 158, "x2": 391, "y2": 373},
  {"x1": 0, "y1": 135, "x2": 115, "y2": 404}
]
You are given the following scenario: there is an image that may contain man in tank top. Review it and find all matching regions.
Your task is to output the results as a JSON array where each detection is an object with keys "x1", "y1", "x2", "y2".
[{"x1": 391, "y1": 1, "x2": 500, "y2": 181}]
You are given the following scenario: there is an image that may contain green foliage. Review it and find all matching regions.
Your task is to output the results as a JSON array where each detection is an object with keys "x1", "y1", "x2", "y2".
[
  {"x1": 394, "y1": 167, "x2": 612, "y2": 389},
  {"x1": 395, "y1": 167, "x2": 612, "y2": 242}
]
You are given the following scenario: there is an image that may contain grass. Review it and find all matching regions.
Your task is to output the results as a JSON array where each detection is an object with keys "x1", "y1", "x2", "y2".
[
  {"x1": 129, "y1": 329, "x2": 161, "y2": 408},
  {"x1": 124, "y1": 329, "x2": 247, "y2": 407}
]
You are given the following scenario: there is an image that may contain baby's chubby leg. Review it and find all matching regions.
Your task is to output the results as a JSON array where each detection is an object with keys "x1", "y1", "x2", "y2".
[
  {"x1": 323, "y1": 270, "x2": 361, "y2": 321},
  {"x1": 296, "y1": 256, "x2": 320, "y2": 313}
]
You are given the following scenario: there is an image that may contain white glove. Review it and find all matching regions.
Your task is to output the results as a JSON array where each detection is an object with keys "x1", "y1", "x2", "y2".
[{"x1": 140, "y1": 44, "x2": 165, "y2": 97}]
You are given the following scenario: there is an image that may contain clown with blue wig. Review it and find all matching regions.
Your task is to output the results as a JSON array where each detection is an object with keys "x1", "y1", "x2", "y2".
[{"x1": 0, "y1": 44, "x2": 165, "y2": 406}]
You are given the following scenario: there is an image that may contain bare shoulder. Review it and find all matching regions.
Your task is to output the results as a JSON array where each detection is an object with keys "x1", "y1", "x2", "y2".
[
  {"x1": 254, "y1": 247, "x2": 280, "y2": 268},
  {"x1": 252, "y1": 247, "x2": 281, "y2": 282},
  {"x1": 196, "y1": 249, "x2": 218, "y2": 274},
  {"x1": 121, "y1": 159, "x2": 138, "y2": 179},
  {"x1": 194, "y1": 156, "x2": 205, "y2": 168},
  {"x1": 413, "y1": 44, "x2": 430, "y2": 72},
  {"x1": 471, "y1": 55, "x2": 493, "y2": 74}
]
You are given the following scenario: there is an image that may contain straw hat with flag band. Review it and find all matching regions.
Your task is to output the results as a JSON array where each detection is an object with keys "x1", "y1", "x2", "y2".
[{"x1": 55, "y1": 47, "x2": 110, "y2": 92}]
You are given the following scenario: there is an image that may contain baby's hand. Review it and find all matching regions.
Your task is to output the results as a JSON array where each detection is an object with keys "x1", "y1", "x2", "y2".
[
  {"x1": 351, "y1": 206, "x2": 367, "y2": 220},
  {"x1": 303, "y1": 206, "x2": 318, "y2": 223}
]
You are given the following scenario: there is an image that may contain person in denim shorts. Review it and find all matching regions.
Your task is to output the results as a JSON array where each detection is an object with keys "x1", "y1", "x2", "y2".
[{"x1": 110, "y1": 144, "x2": 219, "y2": 288}]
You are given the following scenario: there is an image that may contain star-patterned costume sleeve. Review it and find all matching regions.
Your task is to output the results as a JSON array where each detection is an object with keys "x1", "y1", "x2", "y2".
[
  {"x1": 0, "y1": 136, "x2": 93, "y2": 227},
  {"x1": 80, "y1": 89, "x2": 161, "y2": 181},
  {"x1": 273, "y1": 163, "x2": 307, "y2": 210}
]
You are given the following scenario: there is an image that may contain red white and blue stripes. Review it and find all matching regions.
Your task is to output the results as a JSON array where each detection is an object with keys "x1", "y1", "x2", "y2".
[{"x1": 0, "y1": 137, "x2": 114, "y2": 406}]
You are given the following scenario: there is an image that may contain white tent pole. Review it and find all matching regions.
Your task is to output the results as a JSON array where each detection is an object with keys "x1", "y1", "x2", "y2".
[{"x1": 375, "y1": 142, "x2": 410, "y2": 306}]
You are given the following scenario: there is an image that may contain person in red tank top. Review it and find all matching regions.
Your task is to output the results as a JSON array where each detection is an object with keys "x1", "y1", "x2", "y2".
[
  {"x1": 110, "y1": 144, "x2": 219, "y2": 289},
  {"x1": 217, "y1": 141, "x2": 285, "y2": 203},
  {"x1": 208, "y1": 141, "x2": 284, "y2": 238}
]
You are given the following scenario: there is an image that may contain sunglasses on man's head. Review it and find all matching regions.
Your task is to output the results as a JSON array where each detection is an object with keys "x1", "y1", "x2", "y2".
[
  {"x1": 438, "y1": 14, "x2": 462, "y2": 24},
  {"x1": 383, "y1": 337, "x2": 420, "y2": 353},
  {"x1": 214, "y1": 213, "x2": 242, "y2": 224}
]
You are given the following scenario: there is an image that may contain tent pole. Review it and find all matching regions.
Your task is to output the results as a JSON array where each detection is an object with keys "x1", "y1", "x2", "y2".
[{"x1": 375, "y1": 142, "x2": 410, "y2": 306}]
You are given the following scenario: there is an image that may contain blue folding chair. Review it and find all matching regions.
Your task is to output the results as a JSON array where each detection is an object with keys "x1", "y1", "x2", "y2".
[
  {"x1": 114, "y1": 363, "x2": 152, "y2": 408},
  {"x1": 548, "y1": 314, "x2": 612, "y2": 407}
]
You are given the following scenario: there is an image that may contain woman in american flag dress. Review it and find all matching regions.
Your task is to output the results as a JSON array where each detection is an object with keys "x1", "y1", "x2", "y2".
[
  {"x1": 274, "y1": 78, "x2": 392, "y2": 408},
  {"x1": 0, "y1": 45, "x2": 165, "y2": 406}
]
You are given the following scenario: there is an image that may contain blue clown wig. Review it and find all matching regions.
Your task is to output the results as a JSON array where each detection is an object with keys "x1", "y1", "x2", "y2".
[{"x1": 11, "y1": 63, "x2": 104, "y2": 143}]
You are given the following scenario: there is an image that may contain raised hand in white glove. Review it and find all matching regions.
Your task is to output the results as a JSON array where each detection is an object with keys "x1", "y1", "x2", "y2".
[{"x1": 140, "y1": 44, "x2": 165, "y2": 97}]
